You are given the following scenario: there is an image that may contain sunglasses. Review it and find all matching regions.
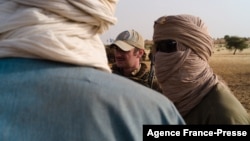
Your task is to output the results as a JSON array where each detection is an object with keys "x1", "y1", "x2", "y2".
[{"x1": 154, "y1": 39, "x2": 177, "y2": 53}]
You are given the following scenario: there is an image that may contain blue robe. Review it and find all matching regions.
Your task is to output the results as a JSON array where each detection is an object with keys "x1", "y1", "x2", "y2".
[{"x1": 0, "y1": 58, "x2": 185, "y2": 141}]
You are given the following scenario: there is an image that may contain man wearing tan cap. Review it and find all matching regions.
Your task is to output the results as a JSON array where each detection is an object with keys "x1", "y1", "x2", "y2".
[{"x1": 111, "y1": 29, "x2": 162, "y2": 92}]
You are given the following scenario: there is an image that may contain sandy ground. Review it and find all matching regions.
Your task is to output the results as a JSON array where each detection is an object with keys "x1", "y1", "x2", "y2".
[{"x1": 210, "y1": 47, "x2": 250, "y2": 113}]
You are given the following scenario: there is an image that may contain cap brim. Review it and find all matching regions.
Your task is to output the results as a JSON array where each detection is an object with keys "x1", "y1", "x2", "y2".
[{"x1": 112, "y1": 40, "x2": 134, "y2": 51}]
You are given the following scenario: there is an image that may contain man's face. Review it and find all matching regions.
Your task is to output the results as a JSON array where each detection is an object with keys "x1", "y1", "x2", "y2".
[{"x1": 114, "y1": 46, "x2": 139, "y2": 68}]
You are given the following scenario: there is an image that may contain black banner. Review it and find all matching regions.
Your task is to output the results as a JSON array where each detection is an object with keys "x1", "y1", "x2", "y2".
[{"x1": 143, "y1": 125, "x2": 250, "y2": 140}]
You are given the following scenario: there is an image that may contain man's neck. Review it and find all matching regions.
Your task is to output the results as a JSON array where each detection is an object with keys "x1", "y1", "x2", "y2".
[{"x1": 123, "y1": 63, "x2": 141, "y2": 76}]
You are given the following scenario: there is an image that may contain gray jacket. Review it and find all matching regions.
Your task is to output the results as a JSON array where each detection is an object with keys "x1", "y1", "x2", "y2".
[{"x1": 184, "y1": 82, "x2": 250, "y2": 124}]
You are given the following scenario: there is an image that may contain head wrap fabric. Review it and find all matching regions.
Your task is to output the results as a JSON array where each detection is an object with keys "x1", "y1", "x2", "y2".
[
  {"x1": 0, "y1": 0, "x2": 118, "y2": 72},
  {"x1": 153, "y1": 14, "x2": 213, "y2": 61},
  {"x1": 153, "y1": 14, "x2": 218, "y2": 116}
]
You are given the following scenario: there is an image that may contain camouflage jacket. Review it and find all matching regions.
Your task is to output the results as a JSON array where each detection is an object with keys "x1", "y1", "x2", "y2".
[{"x1": 111, "y1": 63, "x2": 162, "y2": 93}]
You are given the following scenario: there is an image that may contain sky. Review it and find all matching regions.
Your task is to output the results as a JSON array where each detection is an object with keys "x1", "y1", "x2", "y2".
[{"x1": 100, "y1": 0, "x2": 250, "y2": 44}]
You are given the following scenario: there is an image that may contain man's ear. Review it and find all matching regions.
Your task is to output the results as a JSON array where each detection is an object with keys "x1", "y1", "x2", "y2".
[{"x1": 137, "y1": 49, "x2": 145, "y2": 58}]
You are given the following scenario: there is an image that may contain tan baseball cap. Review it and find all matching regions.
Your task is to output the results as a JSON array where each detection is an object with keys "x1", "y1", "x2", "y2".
[{"x1": 111, "y1": 29, "x2": 144, "y2": 51}]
